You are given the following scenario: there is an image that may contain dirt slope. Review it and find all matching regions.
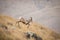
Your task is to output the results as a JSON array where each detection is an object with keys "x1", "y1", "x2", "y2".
[{"x1": 0, "y1": 15, "x2": 60, "y2": 40}]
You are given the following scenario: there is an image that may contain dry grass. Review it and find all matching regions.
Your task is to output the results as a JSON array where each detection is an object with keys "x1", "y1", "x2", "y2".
[{"x1": 0, "y1": 15, "x2": 60, "y2": 40}]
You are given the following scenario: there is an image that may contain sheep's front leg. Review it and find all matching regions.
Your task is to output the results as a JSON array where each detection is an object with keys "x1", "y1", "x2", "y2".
[{"x1": 27, "y1": 23, "x2": 30, "y2": 28}]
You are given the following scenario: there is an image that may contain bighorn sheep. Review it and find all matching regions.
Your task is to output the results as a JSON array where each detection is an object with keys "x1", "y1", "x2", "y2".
[
  {"x1": 26, "y1": 17, "x2": 32, "y2": 28},
  {"x1": 16, "y1": 17, "x2": 32, "y2": 28}
]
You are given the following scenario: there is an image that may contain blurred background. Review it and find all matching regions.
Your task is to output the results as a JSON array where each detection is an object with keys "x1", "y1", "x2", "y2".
[{"x1": 0, "y1": 0, "x2": 60, "y2": 33}]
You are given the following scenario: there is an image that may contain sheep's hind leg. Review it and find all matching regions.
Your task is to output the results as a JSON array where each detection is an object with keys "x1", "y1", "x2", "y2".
[
  {"x1": 16, "y1": 21, "x2": 21, "y2": 28},
  {"x1": 27, "y1": 24, "x2": 30, "y2": 28}
]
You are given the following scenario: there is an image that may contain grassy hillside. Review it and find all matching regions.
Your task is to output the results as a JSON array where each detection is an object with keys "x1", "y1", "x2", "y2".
[{"x1": 0, "y1": 15, "x2": 60, "y2": 40}]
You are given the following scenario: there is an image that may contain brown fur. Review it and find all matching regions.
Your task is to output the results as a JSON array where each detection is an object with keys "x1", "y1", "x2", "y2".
[{"x1": 16, "y1": 17, "x2": 32, "y2": 28}]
